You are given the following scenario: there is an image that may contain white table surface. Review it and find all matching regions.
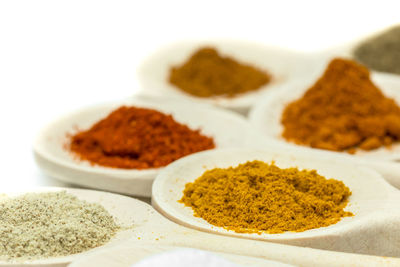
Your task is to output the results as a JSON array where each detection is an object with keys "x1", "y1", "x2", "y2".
[{"x1": 0, "y1": 0, "x2": 399, "y2": 192}]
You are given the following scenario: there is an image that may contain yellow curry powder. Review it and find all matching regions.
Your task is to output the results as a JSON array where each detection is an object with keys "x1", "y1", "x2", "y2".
[
  {"x1": 180, "y1": 160, "x2": 352, "y2": 234},
  {"x1": 169, "y1": 47, "x2": 271, "y2": 98},
  {"x1": 282, "y1": 58, "x2": 400, "y2": 152}
]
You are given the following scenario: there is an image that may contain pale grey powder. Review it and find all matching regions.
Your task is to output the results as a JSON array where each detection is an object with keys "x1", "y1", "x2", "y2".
[
  {"x1": 354, "y1": 25, "x2": 400, "y2": 74},
  {"x1": 0, "y1": 191, "x2": 120, "y2": 261}
]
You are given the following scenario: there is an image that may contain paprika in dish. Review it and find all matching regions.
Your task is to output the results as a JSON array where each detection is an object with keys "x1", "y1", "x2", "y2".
[{"x1": 69, "y1": 106, "x2": 215, "y2": 169}]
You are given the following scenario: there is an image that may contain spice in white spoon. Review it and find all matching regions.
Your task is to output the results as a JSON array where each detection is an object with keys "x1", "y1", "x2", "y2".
[{"x1": 0, "y1": 191, "x2": 120, "y2": 261}]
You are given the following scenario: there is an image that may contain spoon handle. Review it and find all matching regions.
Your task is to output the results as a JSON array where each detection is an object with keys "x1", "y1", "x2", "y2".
[
  {"x1": 154, "y1": 225, "x2": 400, "y2": 267},
  {"x1": 365, "y1": 160, "x2": 400, "y2": 189},
  {"x1": 139, "y1": 211, "x2": 400, "y2": 267}
]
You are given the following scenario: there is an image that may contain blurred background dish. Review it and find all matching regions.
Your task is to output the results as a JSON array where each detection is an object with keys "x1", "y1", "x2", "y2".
[
  {"x1": 138, "y1": 40, "x2": 317, "y2": 115},
  {"x1": 249, "y1": 71, "x2": 400, "y2": 161},
  {"x1": 352, "y1": 25, "x2": 400, "y2": 75},
  {"x1": 311, "y1": 25, "x2": 400, "y2": 78}
]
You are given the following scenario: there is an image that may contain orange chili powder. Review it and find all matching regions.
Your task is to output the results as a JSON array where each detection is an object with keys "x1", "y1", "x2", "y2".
[
  {"x1": 69, "y1": 106, "x2": 215, "y2": 169},
  {"x1": 281, "y1": 58, "x2": 400, "y2": 152}
]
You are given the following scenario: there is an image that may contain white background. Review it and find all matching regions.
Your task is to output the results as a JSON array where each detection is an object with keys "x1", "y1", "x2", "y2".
[{"x1": 0, "y1": 0, "x2": 399, "y2": 190}]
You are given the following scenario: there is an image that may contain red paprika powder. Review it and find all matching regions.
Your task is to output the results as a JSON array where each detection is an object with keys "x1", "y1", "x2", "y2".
[{"x1": 69, "y1": 106, "x2": 215, "y2": 169}]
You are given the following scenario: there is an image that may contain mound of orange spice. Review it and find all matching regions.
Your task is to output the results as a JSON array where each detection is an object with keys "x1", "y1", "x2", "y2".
[
  {"x1": 69, "y1": 106, "x2": 215, "y2": 169},
  {"x1": 169, "y1": 47, "x2": 271, "y2": 98},
  {"x1": 282, "y1": 58, "x2": 400, "y2": 152}
]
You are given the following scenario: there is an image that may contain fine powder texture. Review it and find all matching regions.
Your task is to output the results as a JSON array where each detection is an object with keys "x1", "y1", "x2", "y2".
[
  {"x1": 180, "y1": 160, "x2": 352, "y2": 234},
  {"x1": 70, "y1": 106, "x2": 215, "y2": 169},
  {"x1": 169, "y1": 47, "x2": 271, "y2": 98},
  {"x1": 281, "y1": 58, "x2": 400, "y2": 152},
  {"x1": 354, "y1": 26, "x2": 400, "y2": 75},
  {"x1": 0, "y1": 191, "x2": 120, "y2": 261}
]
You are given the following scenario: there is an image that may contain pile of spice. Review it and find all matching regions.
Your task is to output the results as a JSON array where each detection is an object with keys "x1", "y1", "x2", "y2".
[
  {"x1": 0, "y1": 191, "x2": 120, "y2": 261},
  {"x1": 281, "y1": 58, "x2": 400, "y2": 152},
  {"x1": 70, "y1": 106, "x2": 215, "y2": 169},
  {"x1": 354, "y1": 25, "x2": 400, "y2": 75},
  {"x1": 169, "y1": 47, "x2": 271, "y2": 98},
  {"x1": 180, "y1": 160, "x2": 352, "y2": 234}
]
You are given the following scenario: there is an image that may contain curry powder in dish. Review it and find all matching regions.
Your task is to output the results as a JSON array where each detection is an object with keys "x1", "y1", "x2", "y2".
[
  {"x1": 0, "y1": 191, "x2": 120, "y2": 261},
  {"x1": 169, "y1": 47, "x2": 271, "y2": 98},
  {"x1": 281, "y1": 58, "x2": 400, "y2": 152},
  {"x1": 180, "y1": 160, "x2": 352, "y2": 234},
  {"x1": 70, "y1": 106, "x2": 215, "y2": 169},
  {"x1": 354, "y1": 25, "x2": 400, "y2": 75}
]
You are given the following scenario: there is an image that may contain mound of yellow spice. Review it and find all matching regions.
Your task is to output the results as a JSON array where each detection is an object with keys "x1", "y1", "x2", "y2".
[
  {"x1": 169, "y1": 47, "x2": 271, "y2": 98},
  {"x1": 282, "y1": 58, "x2": 400, "y2": 152},
  {"x1": 180, "y1": 160, "x2": 352, "y2": 234}
]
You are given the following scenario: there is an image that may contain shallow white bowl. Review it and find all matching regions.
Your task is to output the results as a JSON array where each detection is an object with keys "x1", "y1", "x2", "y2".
[
  {"x1": 249, "y1": 71, "x2": 400, "y2": 161},
  {"x1": 34, "y1": 98, "x2": 256, "y2": 197},
  {"x1": 138, "y1": 40, "x2": 318, "y2": 114},
  {"x1": 0, "y1": 187, "x2": 146, "y2": 267},
  {"x1": 152, "y1": 148, "x2": 396, "y2": 244}
]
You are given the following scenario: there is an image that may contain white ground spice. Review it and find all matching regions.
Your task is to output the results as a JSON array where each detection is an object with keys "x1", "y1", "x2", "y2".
[{"x1": 0, "y1": 191, "x2": 120, "y2": 261}]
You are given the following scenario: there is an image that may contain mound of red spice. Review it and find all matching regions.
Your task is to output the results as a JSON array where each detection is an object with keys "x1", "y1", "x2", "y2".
[{"x1": 69, "y1": 106, "x2": 215, "y2": 169}]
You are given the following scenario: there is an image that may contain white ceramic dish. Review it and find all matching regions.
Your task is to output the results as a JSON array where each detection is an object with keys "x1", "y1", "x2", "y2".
[
  {"x1": 68, "y1": 244, "x2": 293, "y2": 267},
  {"x1": 138, "y1": 40, "x2": 318, "y2": 114},
  {"x1": 34, "y1": 97, "x2": 256, "y2": 197},
  {"x1": 152, "y1": 148, "x2": 400, "y2": 257},
  {"x1": 0, "y1": 187, "x2": 140, "y2": 267},
  {"x1": 249, "y1": 71, "x2": 400, "y2": 161}
]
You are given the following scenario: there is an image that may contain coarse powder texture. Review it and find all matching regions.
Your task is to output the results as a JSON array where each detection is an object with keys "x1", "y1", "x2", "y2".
[
  {"x1": 70, "y1": 106, "x2": 215, "y2": 169},
  {"x1": 0, "y1": 191, "x2": 120, "y2": 261},
  {"x1": 169, "y1": 47, "x2": 271, "y2": 98},
  {"x1": 180, "y1": 160, "x2": 352, "y2": 234},
  {"x1": 354, "y1": 25, "x2": 400, "y2": 75},
  {"x1": 281, "y1": 58, "x2": 400, "y2": 152}
]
